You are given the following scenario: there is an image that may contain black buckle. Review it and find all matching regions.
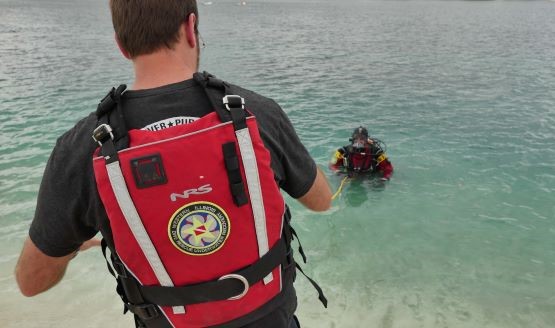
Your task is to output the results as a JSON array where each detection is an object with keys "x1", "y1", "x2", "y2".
[
  {"x1": 128, "y1": 304, "x2": 159, "y2": 320},
  {"x1": 92, "y1": 124, "x2": 114, "y2": 146},
  {"x1": 222, "y1": 95, "x2": 245, "y2": 111}
]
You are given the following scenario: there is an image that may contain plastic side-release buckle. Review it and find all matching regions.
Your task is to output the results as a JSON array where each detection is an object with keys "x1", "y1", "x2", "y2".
[
  {"x1": 218, "y1": 274, "x2": 249, "y2": 300},
  {"x1": 222, "y1": 95, "x2": 245, "y2": 111},
  {"x1": 127, "y1": 303, "x2": 159, "y2": 321},
  {"x1": 92, "y1": 124, "x2": 114, "y2": 146}
]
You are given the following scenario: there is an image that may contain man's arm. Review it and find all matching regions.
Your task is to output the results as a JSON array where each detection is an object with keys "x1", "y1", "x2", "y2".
[
  {"x1": 15, "y1": 237, "x2": 100, "y2": 297},
  {"x1": 297, "y1": 167, "x2": 332, "y2": 212},
  {"x1": 15, "y1": 237, "x2": 75, "y2": 297}
]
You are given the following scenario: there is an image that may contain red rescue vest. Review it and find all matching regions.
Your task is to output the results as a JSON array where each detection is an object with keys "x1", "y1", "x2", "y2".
[{"x1": 92, "y1": 77, "x2": 293, "y2": 327}]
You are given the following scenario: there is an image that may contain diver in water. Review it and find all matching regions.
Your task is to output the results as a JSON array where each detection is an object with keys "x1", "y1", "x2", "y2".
[{"x1": 330, "y1": 127, "x2": 393, "y2": 180}]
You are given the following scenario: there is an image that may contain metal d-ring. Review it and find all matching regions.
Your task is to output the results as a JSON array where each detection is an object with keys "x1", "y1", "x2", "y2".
[
  {"x1": 222, "y1": 95, "x2": 245, "y2": 111},
  {"x1": 218, "y1": 274, "x2": 249, "y2": 300}
]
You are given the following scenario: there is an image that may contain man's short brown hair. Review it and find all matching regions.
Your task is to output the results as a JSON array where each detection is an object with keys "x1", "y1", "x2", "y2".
[{"x1": 110, "y1": 0, "x2": 198, "y2": 58}]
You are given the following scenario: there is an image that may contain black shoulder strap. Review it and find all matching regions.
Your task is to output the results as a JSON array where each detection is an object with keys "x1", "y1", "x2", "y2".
[
  {"x1": 193, "y1": 71, "x2": 231, "y2": 123},
  {"x1": 194, "y1": 72, "x2": 249, "y2": 206},
  {"x1": 94, "y1": 84, "x2": 128, "y2": 162},
  {"x1": 193, "y1": 71, "x2": 248, "y2": 129},
  {"x1": 96, "y1": 84, "x2": 126, "y2": 117}
]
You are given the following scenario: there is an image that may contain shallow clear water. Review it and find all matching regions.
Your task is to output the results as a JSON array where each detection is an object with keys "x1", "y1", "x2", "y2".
[{"x1": 1, "y1": 0, "x2": 554, "y2": 327}]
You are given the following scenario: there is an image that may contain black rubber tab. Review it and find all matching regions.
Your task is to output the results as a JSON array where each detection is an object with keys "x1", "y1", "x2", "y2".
[{"x1": 222, "y1": 142, "x2": 248, "y2": 206}]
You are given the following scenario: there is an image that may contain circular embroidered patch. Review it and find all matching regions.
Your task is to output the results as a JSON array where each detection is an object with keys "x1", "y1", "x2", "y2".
[{"x1": 168, "y1": 202, "x2": 230, "y2": 256}]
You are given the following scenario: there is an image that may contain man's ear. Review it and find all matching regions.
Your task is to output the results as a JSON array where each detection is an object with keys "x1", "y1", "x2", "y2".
[
  {"x1": 115, "y1": 33, "x2": 131, "y2": 59},
  {"x1": 184, "y1": 13, "x2": 198, "y2": 49}
]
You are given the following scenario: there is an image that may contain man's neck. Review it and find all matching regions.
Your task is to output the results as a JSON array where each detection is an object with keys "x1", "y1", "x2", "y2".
[{"x1": 131, "y1": 49, "x2": 197, "y2": 90}]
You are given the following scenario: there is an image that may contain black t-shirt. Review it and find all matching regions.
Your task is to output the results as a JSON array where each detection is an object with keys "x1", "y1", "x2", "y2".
[{"x1": 28, "y1": 78, "x2": 316, "y2": 327}]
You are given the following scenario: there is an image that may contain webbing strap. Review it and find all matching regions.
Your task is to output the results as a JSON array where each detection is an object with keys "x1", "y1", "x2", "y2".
[
  {"x1": 95, "y1": 117, "x2": 119, "y2": 164},
  {"x1": 94, "y1": 84, "x2": 128, "y2": 162},
  {"x1": 193, "y1": 71, "x2": 231, "y2": 123},
  {"x1": 227, "y1": 98, "x2": 247, "y2": 131},
  {"x1": 289, "y1": 226, "x2": 307, "y2": 264},
  {"x1": 138, "y1": 238, "x2": 288, "y2": 306},
  {"x1": 106, "y1": 161, "x2": 185, "y2": 315},
  {"x1": 101, "y1": 239, "x2": 117, "y2": 278},
  {"x1": 102, "y1": 240, "x2": 168, "y2": 326},
  {"x1": 295, "y1": 263, "x2": 328, "y2": 308}
]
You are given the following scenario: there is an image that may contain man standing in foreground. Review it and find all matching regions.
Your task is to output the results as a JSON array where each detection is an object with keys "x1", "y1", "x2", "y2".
[{"x1": 15, "y1": 1, "x2": 332, "y2": 327}]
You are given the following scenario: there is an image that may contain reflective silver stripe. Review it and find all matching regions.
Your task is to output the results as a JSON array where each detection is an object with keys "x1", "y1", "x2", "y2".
[
  {"x1": 235, "y1": 128, "x2": 273, "y2": 284},
  {"x1": 106, "y1": 161, "x2": 185, "y2": 314}
]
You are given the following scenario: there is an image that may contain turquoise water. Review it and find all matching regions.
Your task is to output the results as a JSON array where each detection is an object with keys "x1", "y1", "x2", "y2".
[{"x1": 1, "y1": 0, "x2": 555, "y2": 327}]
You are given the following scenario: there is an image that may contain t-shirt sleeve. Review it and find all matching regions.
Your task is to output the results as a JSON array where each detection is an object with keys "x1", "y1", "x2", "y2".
[
  {"x1": 29, "y1": 117, "x2": 100, "y2": 257},
  {"x1": 275, "y1": 106, "x2": 317, "y2": 199}
]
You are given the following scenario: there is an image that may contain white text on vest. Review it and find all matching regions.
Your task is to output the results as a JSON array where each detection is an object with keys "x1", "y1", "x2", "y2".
[{"x1": 170, "y1": 184, "x2": 213, "y2": 202}]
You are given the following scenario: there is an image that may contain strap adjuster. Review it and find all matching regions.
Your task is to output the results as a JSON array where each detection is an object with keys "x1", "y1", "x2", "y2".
[
  {"x1": 127, "y1": 303, "x2": 159, "y2": 320},
  {"x1": 218, "y1": 274, "x2": 249, "y2": 300},
  {"x1": 222, "y1": 95, "x2": 245, "y2": 111},
  {"x1": 92, "y1": 124, "x2": 114, "y2": 146}
]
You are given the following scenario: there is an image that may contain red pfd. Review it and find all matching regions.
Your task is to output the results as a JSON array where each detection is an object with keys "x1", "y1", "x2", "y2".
[{"x1": 91, "y1": 74, "x2": 306, "y2": 327}]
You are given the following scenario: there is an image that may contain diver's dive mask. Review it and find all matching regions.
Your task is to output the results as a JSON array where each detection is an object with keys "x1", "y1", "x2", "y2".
[
  {"x1": 351, "y1": 138, "x2": 367, "y2": 153},
  {"x1": 350, "y1": 126, "x2": 369, "y2": 153}
]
